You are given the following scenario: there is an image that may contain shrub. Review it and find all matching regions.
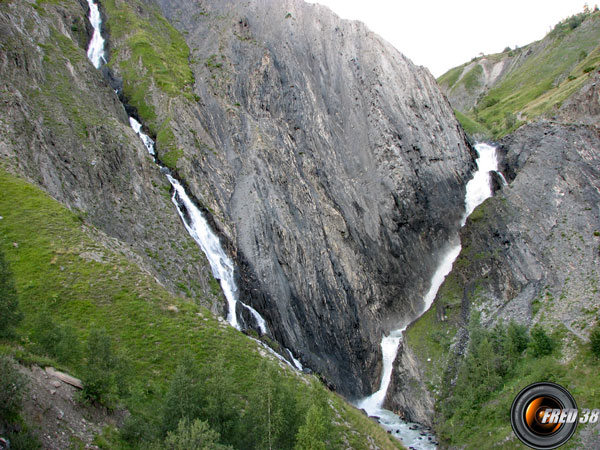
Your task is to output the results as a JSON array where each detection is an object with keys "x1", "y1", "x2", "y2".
[
  {"x1": 590, "y1": 323, "x2": 600, "y2": 358},
  {"x1": 30, "y1": 313, "x2": 81, "y2": 365},
  {"x1": 530, "y1": 324, "x2": 555, "y2": 357},
  {"x1": 0, "y1": 247, "x2": 22, "y2": 338},
  {"x1": 80, "y1": 328, "x2": 120, "y2": 407},
  {"x1": 0, "y1": 355, "x2": 27, "y2": 421}
]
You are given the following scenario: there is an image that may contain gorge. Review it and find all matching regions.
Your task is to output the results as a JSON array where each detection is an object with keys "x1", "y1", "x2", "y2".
[{"x1": 1, "y1": 0, "x2": 599, "y2": 449}]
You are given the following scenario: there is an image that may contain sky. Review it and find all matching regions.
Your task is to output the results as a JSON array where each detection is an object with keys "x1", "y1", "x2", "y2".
[{"x1": 305, "y1": 0, "x2": 586, "y2": 77}]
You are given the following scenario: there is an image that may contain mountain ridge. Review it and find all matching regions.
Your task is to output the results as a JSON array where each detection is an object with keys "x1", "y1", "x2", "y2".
[{"x1": 438, "y1": 9, "x2": 600, "y2": 138}]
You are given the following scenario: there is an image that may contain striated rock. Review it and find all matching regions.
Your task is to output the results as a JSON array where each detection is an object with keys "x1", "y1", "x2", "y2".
[
  {"x1": 558, "y1": 71, "x2": 600, "y2": 126},
  {"x1": 147, "y1": 0, "x2": 475, "y2": 396}
]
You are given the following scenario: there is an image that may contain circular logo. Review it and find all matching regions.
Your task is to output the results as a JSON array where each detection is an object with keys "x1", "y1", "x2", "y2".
[{"x1": 511, "y1": 382, "x2": 578, "y2": 449}]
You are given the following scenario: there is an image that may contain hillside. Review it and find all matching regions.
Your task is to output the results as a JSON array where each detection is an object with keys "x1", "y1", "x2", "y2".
[
  {"x1": 438, "y1": 9, "x2": 600, "y2": 138},
  {"x1": 0, "y1": 169, "x2": 403, "y2": 449},
  {"x1": 389, "y1": 9, "x2": 600, "y2": 449}
]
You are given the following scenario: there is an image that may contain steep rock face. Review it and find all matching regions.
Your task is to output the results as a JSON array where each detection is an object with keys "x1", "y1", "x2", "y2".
[
  {"x1": 0, "y1": 0, "x2": 222, "y2": 310},
  {"x1": 142, "y1": 0, "x2": 476, "y2": 396},
  {"x1": 387, "y1": 121, "x2": 600, "y2": 432}
]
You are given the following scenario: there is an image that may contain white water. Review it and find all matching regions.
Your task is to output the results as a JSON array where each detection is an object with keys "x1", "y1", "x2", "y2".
[
  {"x1": 129, "y1": 117, "x2": 155, "y2": 156},
  {"x1": 357, "y1": 143, "x2": 504, "y2": 449},
  {"x1": 167, "y1": 175, "x2": 242, "y2": 329},
  {"x1": 84, "y1": 3, "x2": 271, "y2": 338},
  {"x1": 462, "y1": 143, "x2": 503, "y2": 224},
  {"x1": 85, "y1": 0, "x2": 105, "y2": 69},
  {"x1": 287, "y1": 348, "x2": 304, "y2": 370}
]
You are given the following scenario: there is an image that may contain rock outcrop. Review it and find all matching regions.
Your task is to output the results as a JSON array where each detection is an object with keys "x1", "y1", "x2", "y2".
[{"x1": 144, "y1": 0, "x2": 475, "y2": 396}]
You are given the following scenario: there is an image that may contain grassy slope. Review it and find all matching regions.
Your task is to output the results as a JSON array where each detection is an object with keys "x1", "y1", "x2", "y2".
[
  {"x1": 0, "y1": 169, "x2": 402, "y2": 449},
  {"x1": 438, "y1": 12, "x2": 600, "y2": 138},
  {"x1": 404, "y1": 198, "x2": 600, "y2": 449}
]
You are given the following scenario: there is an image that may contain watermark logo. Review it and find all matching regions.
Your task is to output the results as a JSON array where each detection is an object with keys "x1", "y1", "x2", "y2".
[{"x1": 510, "y1": 382, "x2": 580, "y2": 449}]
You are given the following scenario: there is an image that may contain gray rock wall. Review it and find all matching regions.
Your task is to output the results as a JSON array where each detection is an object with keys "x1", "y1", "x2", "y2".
[{"x1": 151, "y1": 0, "x2": 475, "y2": 396}]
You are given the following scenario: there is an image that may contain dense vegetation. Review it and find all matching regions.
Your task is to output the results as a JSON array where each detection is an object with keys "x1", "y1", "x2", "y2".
[
  {"x1": 438, "y1": 9, "x2": 600, "y2": 138},
  {"x1": 403, "y1": 195, "x2": 600, "y2": 449},
  {"x1": 0, "y1": 169, "x2": 401, "y2": 449},
  {"x1": 433, "y1": 312, "x2": 599, "y2": 449}
]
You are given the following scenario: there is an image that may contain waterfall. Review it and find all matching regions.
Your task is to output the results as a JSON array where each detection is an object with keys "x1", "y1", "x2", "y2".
[
  {"x1": 85, "y1": 0, "x2": 270, "y2": 338},
  {"x1": 356, "y1": 143, "x2": 505, "y2": 449},
  {"x1": 85, "y1": 0, "x2": 105, "y2": 69}
]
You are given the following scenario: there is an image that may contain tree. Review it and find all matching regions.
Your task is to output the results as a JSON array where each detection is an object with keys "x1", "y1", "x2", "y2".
[
  {"x1": 199, "y1": 353, "x2": 239, "y2": 440},
  {"x1": 506, "y1": 321, "x2": 529, "y2": 370},
  {"x1": 0, "y1": 247, "x2": 22, "y2": 338},
  {"x1": 294, "y1": 403, "x2": 328, "y2": 450},
  {"x1": 81, "y1": 328, "x2": 119, "y2": 407},
  {"x1": 162, "y1": 354, "x2": 203, "y2": 435},
  {"x1": 530, "y1": 324, "x2": 555, "y2": 357},
  {"x1": 160, "y1": 418, "x2": 233, "y2": 450},
  {"x1": 0, "y1": 355, "x2": 27, "y2": 421},
  {"x1": 590, "y1": 323, "x2": 600, "y2": 358}
]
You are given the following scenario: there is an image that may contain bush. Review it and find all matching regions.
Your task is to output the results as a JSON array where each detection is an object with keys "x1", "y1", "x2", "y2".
[
  {"x1": 0, "y1": 355, "x2": 27, "y2": 421},
  {"x1": 590, "y1": 323, "x2": 600, "y2": 358},
  {"x1": 530, "y1": 324, "x2": 555, "y2": 357},
  {"x1": 80, "y1": 328, "x2": 120, "y2": 407},
  {"x1": 0, "y1": 247, "x2": 22, "y2": 338},
  {"x1": 30, "y1": 313, "x2": 81, "y2": 365}
]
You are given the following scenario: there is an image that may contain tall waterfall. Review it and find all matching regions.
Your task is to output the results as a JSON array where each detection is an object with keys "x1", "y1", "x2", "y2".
[
  {"x1": 85, "y1": 0, "x2": 268, "y2": 336},
  {"x1": 356, "y1": 143, "x2": 506, "y2": 449}
]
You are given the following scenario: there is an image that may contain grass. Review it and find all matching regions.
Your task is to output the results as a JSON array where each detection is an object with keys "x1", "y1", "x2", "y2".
[
  {"x1": 0, "y1": 169, "x2": 403, "y2": 449},
  {"x1": 437, "y1": 64, "x2": 466, "y2": 89},
  {"x1": 454, "y1": 110, "x2": 491, "y2": 137},
  {"x1": 439, "y1": 12, "x2": 600, "y2": 138},
  {"x1": 461, "y1": 64, "x2": 483, "y2": 93},
  {"x1": 102, "y1": 0, "x2": 194, "y2": 169}
]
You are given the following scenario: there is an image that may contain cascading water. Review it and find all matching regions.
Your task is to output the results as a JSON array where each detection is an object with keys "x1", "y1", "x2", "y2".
[
  {"x1": 357, "y1": 143, "x2": 506, "y2": 449},
  {"x1": 85, "y1": 0, "x2": 270, "y2": 338},
  {"x1": 85, "y1": 0, "x2": 105, "y2": 69}
]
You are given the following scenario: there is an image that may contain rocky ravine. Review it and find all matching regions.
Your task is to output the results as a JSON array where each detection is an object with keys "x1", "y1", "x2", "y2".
[
  {"x1": 386, "y1": 104, "x2": 600, "y2": 446},
  {"x1": 139, "y1": 0, "x2": 476, "y2": 397},
  {"x1": 2, "y1": 0, "x2": 475, "y2": 398}
]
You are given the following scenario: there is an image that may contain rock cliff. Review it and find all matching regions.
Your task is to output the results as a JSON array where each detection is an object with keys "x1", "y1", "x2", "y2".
[
  {"x1": 387, "y1": 120, "x2": 600, "y2": 427},
  {"x1": 1, "y1": 0, "x2": 475, "y2": 398},
  {"x1": 145, "y1": 0, "x2": 475, "y2": 396},
  {"x1": 0, "y1": 0, "x2": 225, "y2": 311}
]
